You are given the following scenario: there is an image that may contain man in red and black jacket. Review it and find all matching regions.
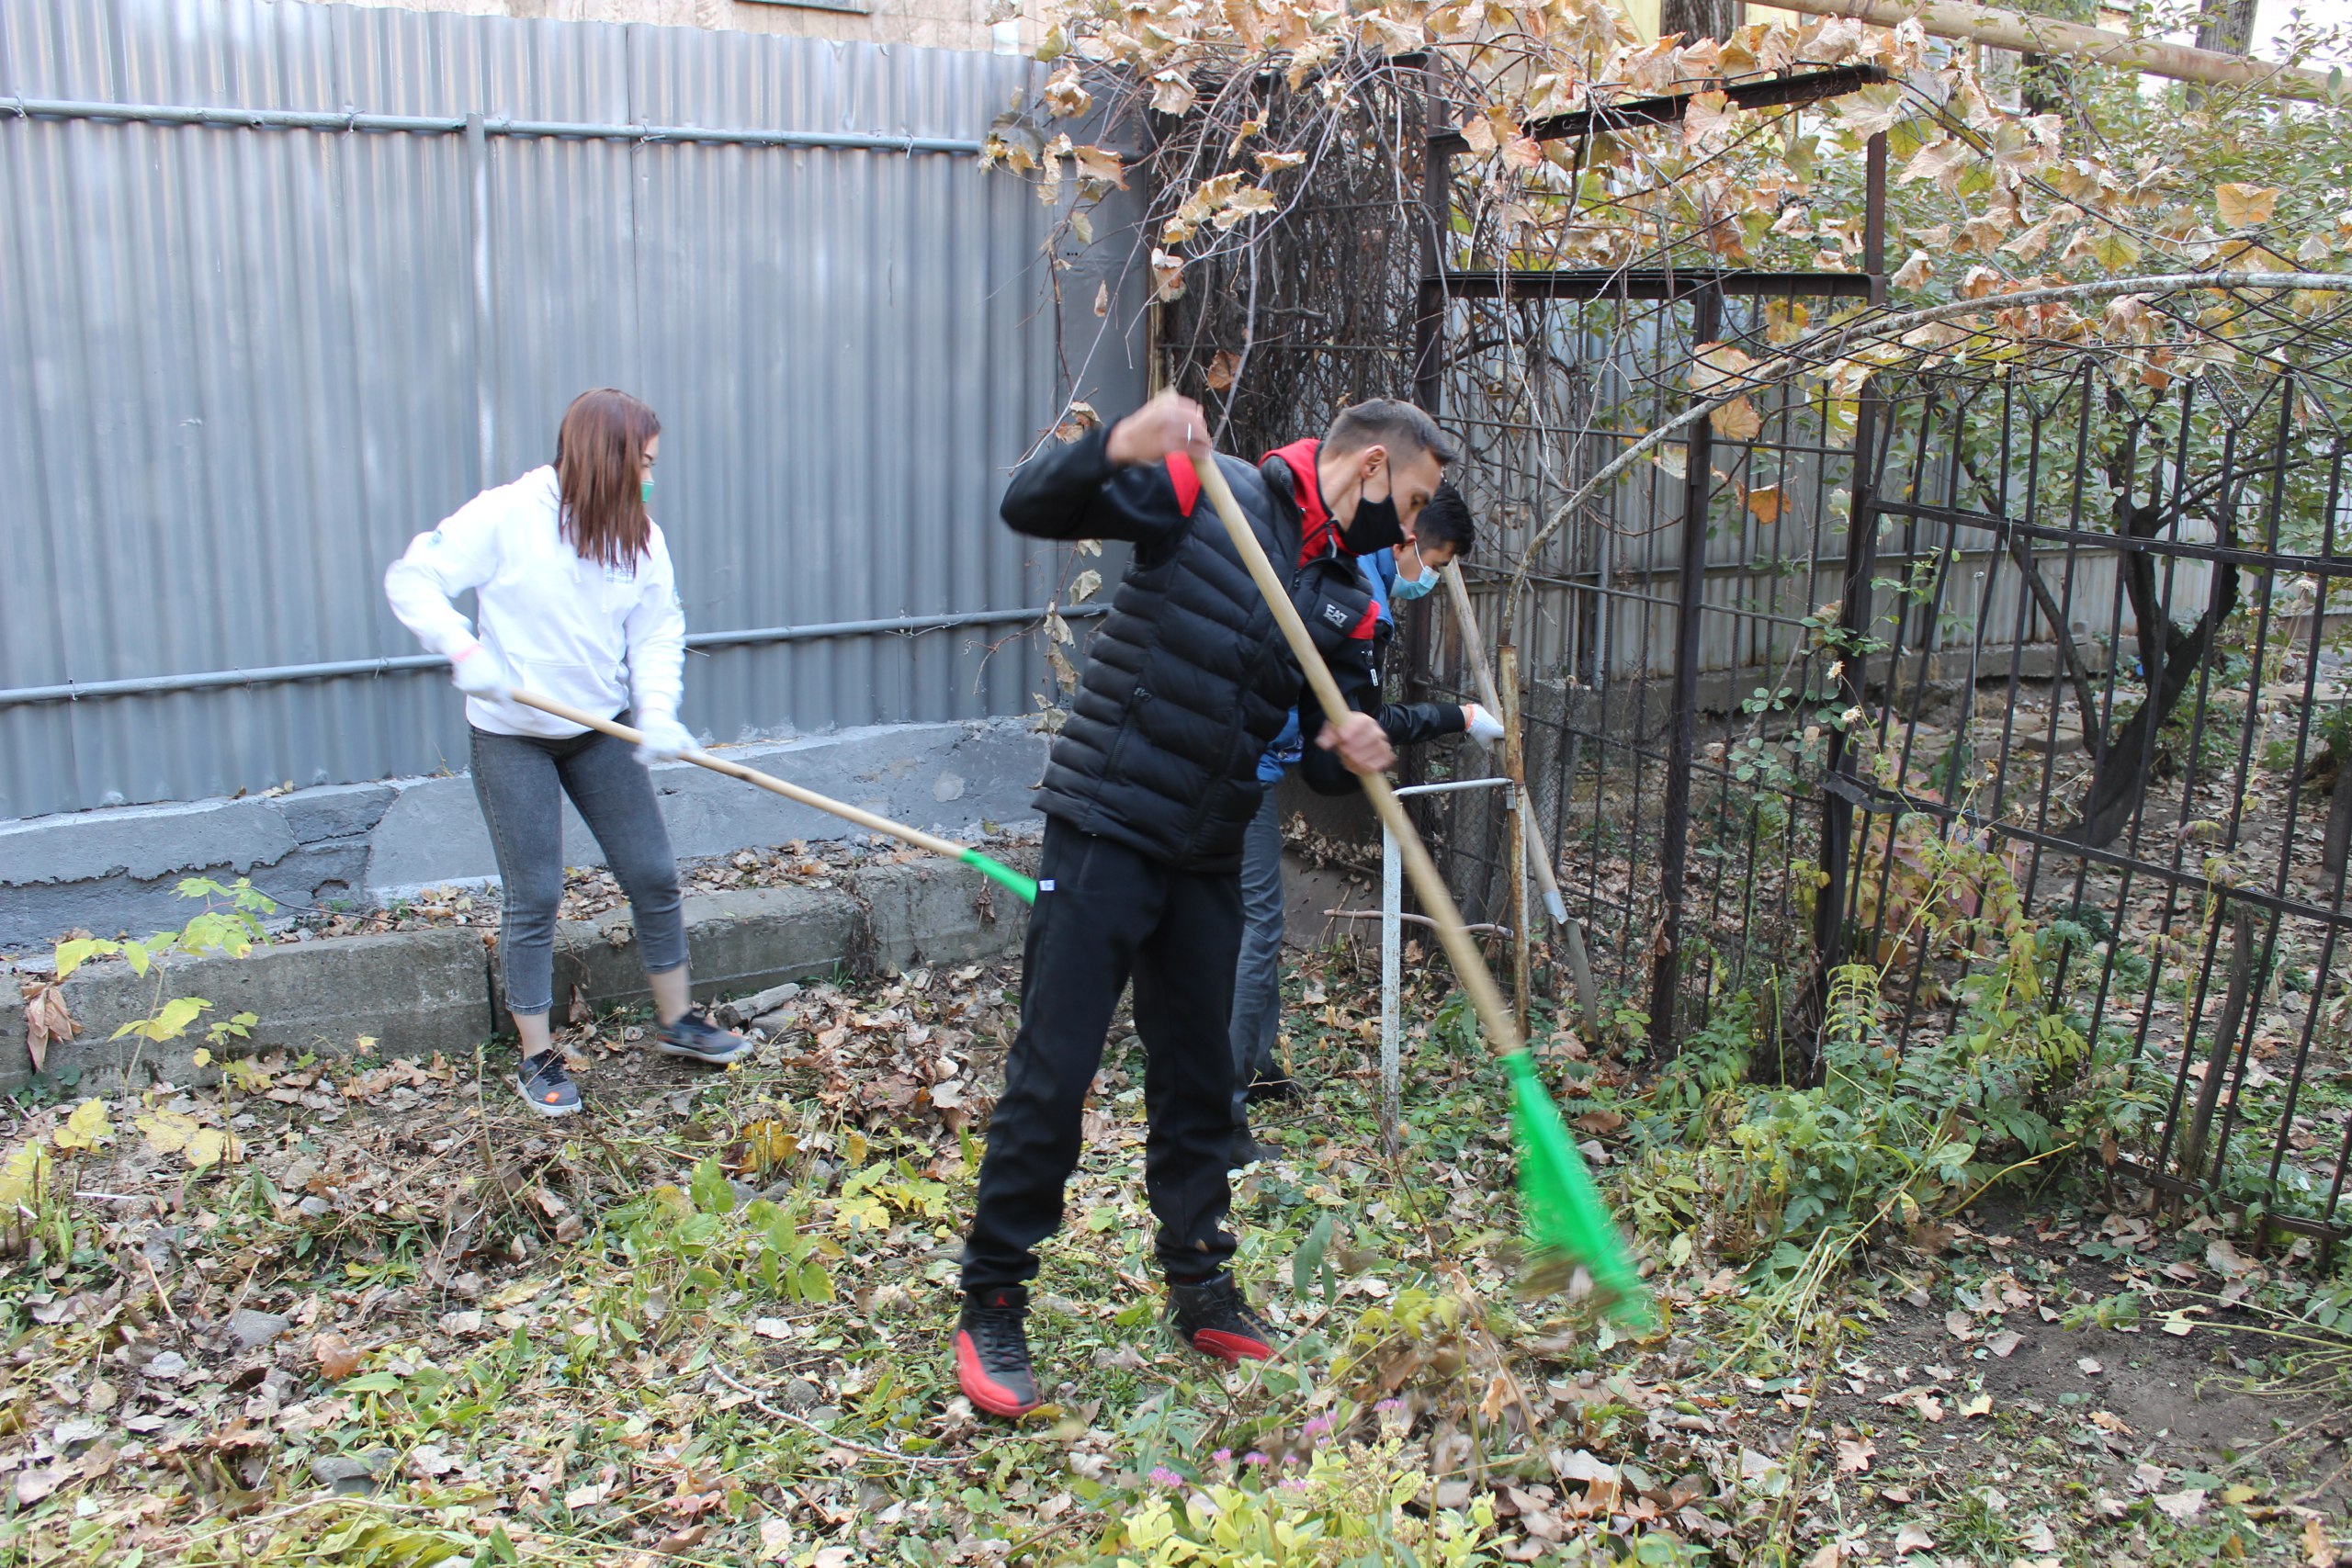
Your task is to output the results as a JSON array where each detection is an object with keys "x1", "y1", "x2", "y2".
[{"x1": 954, "y1": 391, "x2": 1457, "y2": 1417}]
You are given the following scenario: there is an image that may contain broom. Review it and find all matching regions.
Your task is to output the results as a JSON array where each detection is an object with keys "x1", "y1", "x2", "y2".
[
  {"x1": 1190, "y1": 454, "x2": 1651, "y2": 1325},
  {"x1": 504, "y1": 691, "x2": 1038, "y2": 905}
]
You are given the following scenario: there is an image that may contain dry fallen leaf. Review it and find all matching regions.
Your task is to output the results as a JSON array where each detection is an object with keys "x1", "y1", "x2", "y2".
[
  {"x1": 311, "y1": 1332, "x2": 363, "y2": 1382},
  {"x1": 1204, "y1": 350, "x2": 1241, "y2": 392},
  {"x1": 2305, "y1": 1515, "x2": 2340, "y2": 1567},
  {"x1": 1986, "y1": 1329, "x2": 2023, "y2": 1358},
  {"x1": 1893, "y1": 1522, "x2": 1935, "y2": 1555},
  {"x1": 1836, "y1": 1435, "x2": 1875, "y2": 1473},
  {"x1": 1960, "y1": 1393, "x2": 1993, "y2": 1418},
  {"x1": 2152, "y1": 1488, "x2": 2207, "y2": 1521},
  {"x1": 20, "y1": 981, "x2": 77, "y2": 1073}
]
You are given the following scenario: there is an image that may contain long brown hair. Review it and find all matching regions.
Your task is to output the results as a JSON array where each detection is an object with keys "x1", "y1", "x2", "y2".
[{"x1": 554, "y1": 389, "x2": 660, "y2": 569}]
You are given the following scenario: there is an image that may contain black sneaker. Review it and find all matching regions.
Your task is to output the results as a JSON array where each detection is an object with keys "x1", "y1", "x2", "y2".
[
  {"x1": 654, "y1": 1010, "x2": 752, "y2": 1066},
  {"x1": 1167, "y1": 1273, "x2": 1283, "y2": 1365},
  {"x1": 1227, "y1": 1127, "x2": 1274, "y2": 1170},
  {"x1": 514, "y1": 1052, "x2": 581, "y2": 1117},
  {"x1": 1247, "y1": 1069, "x2": 1300, "y2": 1105},
  {"x1": 955, "y1": 1286, "x2": 1040, "y2": 1418}
]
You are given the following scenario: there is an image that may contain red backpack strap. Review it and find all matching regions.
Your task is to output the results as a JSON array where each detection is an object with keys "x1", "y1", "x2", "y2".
[{"x1": 1165, "y1": 452, "x2": 1202, "y2": 517}]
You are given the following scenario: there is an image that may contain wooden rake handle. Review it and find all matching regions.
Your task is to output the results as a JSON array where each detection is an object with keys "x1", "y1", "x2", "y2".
[
  {"x1": 507, "y1": 689, "x2": 977, "y2": 863},
  {"x1": 1192, "y1": 457, "x2": 1526, "y2": 1059},
  {"x1": 1442, "y1": 562, "x2": 1570, "y2": 925}
]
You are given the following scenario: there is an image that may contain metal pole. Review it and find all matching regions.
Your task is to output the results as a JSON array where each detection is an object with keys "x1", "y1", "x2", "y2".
[
  {"x1": 1378, "y1": 776, "x2": 1513, "y2": 1149},
  {"x1": 1500, "y1": 643, "x2": 1532, "y2": 1040},
  {"x1": 466, "y1": 113, "x2": 497, "y2": 488},
  {"x1": 1649, "y1": 284, "x2": 1723, "y2": 1057},
  {"x1": 1411, "y1": 58, "x2": 1452, "y2": 415},
  {"x1": 1381, "y1": 818, "x2": 1402, "y2": 1151},
  {"x1": 1801, "y1": 380, "x2": 1887, "y2": 1077},
  {"x1": 0, "y1": 604, "x2": 1109, "y2": 708}
]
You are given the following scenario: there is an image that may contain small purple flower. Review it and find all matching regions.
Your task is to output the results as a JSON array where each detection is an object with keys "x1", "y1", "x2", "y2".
[
  {"x1": 1213, "y1": 1449, "x2": 1233, "y2": 1466},
  {"x1": 1242, "y1": 1452, "x2": 1270, "y2": 1468},
  {"x1": 1375, "y1": 1399, "x2": 1403, "y2": 1413},
  {"x1": 1279, "y1": 1476, "x2": 1308, "y2": 1494},
  {"x1": 1302, "y1": 1415, "x2": 1333, "y2": 1439},
  {"x1": 1149, "y1": 1466, "x2": 1182, "y2": 1488}
]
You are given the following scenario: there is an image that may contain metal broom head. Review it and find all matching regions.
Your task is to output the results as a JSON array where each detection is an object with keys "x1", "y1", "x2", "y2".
[{"x1": 1504, "y1": 1049, "x2": 1653, "y2": 1326}]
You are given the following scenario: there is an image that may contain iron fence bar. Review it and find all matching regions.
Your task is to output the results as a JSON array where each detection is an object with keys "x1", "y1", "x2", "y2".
[
  {"x1": 1648, "y1": 283, "x2": 1723, "y2": 1056},
  {"x1": 2199, "y1": 385, "x2": 2300, "y2": 1193},
  {"x1": 1437, "y1": 268, "x2": 1874, "y2": 302},
  {"x1": 1816, "y1": 770, "x2": 2352, "y2": 933},
  {"x1": 1870, "y1": 499, "x2": 2352, "y2": 577},
  {"x1": 0, "y1": 95, "x2": 985, "y2": 154},
  {"x1": 0, "y1": 604, "x2": 1106, "y2": 706},
  {"x1": 1424, "y1": 63, "x2": 1888, "y2": 155}
]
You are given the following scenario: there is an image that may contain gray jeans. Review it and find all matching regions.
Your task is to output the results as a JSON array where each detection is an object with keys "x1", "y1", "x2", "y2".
[
  {"x1": 470, "y1": 719, "x2": 687, "y2": 1018},
  {"x1": 1227, "y1": 784, "x2": 1287, "y2": 1130}
]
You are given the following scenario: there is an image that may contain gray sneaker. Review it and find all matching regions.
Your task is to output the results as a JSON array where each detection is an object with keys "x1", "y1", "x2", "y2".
[
  {"x1": 655, "y1": 1010, "x2": 752, "y2": 1066},
  {"x1": 514, "y1": 1052, "x2": 582, "y2": 1116}
]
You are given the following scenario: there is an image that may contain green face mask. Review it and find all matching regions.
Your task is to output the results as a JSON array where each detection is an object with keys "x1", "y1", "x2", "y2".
[{"x1": 641, "y1": 477, "x2": 654, "y2": 504}]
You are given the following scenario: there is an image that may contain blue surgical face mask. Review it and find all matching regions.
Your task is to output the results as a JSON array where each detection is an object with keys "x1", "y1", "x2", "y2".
[
  {"x1": 640, "y1": 477, "x2": 654, "y2": 504},
  {"x1": 1391, "y1": 547, "x2": 1440, "y2": 603}
]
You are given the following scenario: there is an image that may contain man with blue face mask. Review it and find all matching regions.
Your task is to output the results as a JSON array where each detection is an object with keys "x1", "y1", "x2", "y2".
[{"x1": 1227, "y1": 482, "x2": 1501, "y2": 1166}]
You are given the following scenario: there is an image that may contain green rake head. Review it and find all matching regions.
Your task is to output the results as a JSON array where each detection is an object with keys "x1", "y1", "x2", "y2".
[
  {"x1": 957, "y1": 848, "x2": 1038, "y2": 905},
  {"x1": 1504, "y1": 1049, "x2": 1654, "y2": 1327}
]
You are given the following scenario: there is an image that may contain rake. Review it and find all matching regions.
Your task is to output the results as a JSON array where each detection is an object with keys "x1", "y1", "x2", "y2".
[
  {"x1": 505, "y1": 690, "x2": 1038, "y2": 905},
  {"x1": 1191, "y1": 455, "x2": 1651, "y2": 1325}
]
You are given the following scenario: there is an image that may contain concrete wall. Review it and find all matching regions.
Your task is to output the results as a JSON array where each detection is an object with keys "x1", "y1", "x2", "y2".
[
  {"x1": 0, "y1": 851, "x2": 1036, "y2": 1092},
  {"x1": 0, "y1": 718, "x2": 1048, "y2": 954}
]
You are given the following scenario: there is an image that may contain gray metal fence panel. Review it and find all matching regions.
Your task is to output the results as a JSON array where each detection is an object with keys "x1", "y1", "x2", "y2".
[{"x1": 0, "y1": 0, "x2": 1120, "y2": 820}]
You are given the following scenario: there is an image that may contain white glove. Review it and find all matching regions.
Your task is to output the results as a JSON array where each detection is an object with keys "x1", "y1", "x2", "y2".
[
  {"x1": 1462, "y1": 702, "x2": 1507, "y2": 745},
  {"x1": 634, "y1": 713, "x2": 695, "y2": 765},
  {"x1": 449, "y1": 643, "x2": 512, "y2": 700}
]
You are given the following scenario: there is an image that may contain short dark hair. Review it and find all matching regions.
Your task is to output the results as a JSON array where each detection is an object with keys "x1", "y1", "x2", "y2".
[
  {"x1": 1415, "y1": 483, "x2": 1476, "y2": 559},
  {"x1": 1323, "y1": 399, "x2": 1461, "y2": 468}
]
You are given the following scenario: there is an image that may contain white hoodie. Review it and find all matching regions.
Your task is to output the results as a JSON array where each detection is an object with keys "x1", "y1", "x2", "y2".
[{"x1": 384, "y1": 466, "x2": 686, "y2": 739}]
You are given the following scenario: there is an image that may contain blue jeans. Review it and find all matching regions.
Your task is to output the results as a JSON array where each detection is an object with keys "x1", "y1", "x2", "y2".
[
  {"x1": 1227, "y1": 786, "x2": 1286, "y2": 1132},
  {"x1": 469, "y1": 719, "x2": 686, "y2": 1018}
]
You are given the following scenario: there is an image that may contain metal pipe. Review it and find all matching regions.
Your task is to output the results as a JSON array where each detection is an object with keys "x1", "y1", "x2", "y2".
[
  {"x1": 1379, "y1": 775, "x2": 1511, "y2": 1148},
  {"x1": 0, "y1": 604, "x2": 1106, "y2": 706},
  {"x1": 1396, "y1": 776, "x2": 1516, "y2": 799},
  {"x1": 0, "y1": 96, "x2": 986, "y2": 154}
]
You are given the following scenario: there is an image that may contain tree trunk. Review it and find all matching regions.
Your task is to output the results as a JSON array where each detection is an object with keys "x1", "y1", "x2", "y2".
[
  {"x1": 2195, "y1": 0, "x2": 2259, "y2": 58},
  {"x1": 2064, "y1": 501, "x2": 2242, "y2": 849},
  {"x1": 1659, "y1": 0, "x2": 1746, "y2": 42}
]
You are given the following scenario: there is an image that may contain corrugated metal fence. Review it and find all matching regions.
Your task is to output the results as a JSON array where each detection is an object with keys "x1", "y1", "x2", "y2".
[{"x1": 0, "y1": 0, "x2": 1132, "y2": 820}]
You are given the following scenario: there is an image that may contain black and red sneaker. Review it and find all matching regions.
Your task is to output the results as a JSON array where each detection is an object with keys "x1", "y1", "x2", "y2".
[
  {"x1": 1167, "y1": 1274, "x2": 1283, "y2": 1364},
  {"x1": 955, "y1": 1286, "x2": 1041, "y2": 1418}
]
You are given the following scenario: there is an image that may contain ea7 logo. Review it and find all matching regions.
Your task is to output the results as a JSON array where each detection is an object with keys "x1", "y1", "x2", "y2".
[{"x1": 1320, "y1": 603, "x2": 1350, "y2": 627}]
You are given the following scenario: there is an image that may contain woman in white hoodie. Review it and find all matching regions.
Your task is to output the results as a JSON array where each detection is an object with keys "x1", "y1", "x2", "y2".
[{"x1": 385, "y1": 388, "x2": 749, "y2": 1115}]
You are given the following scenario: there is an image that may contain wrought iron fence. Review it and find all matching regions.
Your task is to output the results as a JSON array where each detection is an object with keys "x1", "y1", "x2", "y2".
[{"x1": 1410, "y1": 332, "x2": 2352, "y2": 1243}]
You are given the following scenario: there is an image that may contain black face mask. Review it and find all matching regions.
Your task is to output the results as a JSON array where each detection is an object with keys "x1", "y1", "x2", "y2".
[{"x1": 1340, "y1": 476, "x2": 1405, "y2": 556}]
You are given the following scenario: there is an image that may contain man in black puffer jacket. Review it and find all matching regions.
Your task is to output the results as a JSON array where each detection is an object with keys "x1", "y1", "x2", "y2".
[{"x1": 954, "y1": 390, "x2": 1458, "y2": 1417}]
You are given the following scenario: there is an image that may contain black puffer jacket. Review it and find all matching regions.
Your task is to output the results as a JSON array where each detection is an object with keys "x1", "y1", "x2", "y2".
[{"x1": 1002, "y1": 426, "x2": 1351, "y2": 873}]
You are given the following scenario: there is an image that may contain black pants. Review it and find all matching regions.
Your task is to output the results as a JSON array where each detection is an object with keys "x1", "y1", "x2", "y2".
[{"x1": 962, "y1": 818, "x2": 1243, "y2": 1293}]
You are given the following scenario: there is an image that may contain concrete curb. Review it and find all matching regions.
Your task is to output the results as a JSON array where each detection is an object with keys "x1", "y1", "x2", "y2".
[
  {"x1": 3, "y1": 851, "x2": 1036, "y2": 1094},
  {"x1": 0, "y1": 718, "x2": 1047, "y2": 952}
]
